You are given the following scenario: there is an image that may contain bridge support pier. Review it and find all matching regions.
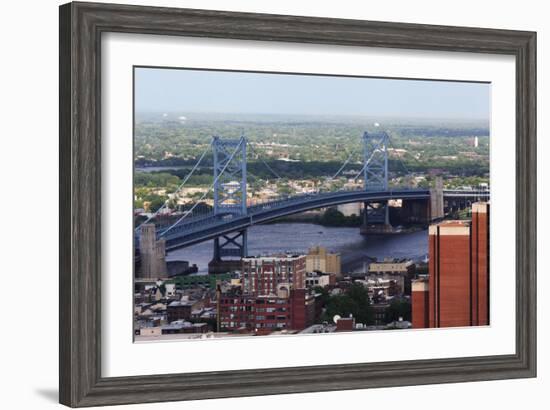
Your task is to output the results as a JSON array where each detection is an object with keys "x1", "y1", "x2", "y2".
[
  {"x1": 209, "y1": 229, "x2": 248, "y2": 274},
  {"x1": 429, "y1": 177, "x2": 444, "y2": 220},
  {"x1": 400, "y1": 199, "x2": 430, "y2": 224},
  {"x1": 360, "y1": 201, "x2": 393, "y2": 235}
]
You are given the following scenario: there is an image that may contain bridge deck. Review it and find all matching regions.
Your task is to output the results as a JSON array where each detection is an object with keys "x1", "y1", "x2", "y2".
[{"x1": 142, "y1": 188, "x2": 489, "y2": 252}]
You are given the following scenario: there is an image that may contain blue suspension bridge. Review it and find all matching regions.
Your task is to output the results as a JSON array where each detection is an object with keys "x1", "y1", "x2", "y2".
[{"x1": 135, "y1": 131, "x2": 489, "y2": 262}]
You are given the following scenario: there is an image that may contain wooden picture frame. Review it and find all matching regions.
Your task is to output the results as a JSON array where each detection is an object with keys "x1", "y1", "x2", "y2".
[{"x1": 59, "y1": 1, "x2": 536, "y2": 407}]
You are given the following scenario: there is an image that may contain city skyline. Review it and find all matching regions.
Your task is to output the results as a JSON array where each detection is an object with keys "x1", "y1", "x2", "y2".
[{"x1": 133, "y1": 68, "x2": 491, "y2": 340}]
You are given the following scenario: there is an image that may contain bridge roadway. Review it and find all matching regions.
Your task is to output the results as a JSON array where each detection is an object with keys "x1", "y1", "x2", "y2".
[{"x1": 154, "y1": 188, "x2": 489, "y2": 252}]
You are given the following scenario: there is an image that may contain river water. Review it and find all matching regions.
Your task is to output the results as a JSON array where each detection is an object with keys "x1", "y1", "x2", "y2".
[{"x1": 167, "y1": 223, "x2": 428, "y2": 274}]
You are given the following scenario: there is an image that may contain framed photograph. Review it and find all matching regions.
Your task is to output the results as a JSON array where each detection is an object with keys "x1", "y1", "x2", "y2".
[{"x1": 59, "y1": 1, "x2": 536, "y2": 407}]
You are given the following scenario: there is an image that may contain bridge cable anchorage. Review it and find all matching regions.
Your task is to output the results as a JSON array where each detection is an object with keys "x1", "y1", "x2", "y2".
[
  {"x1": 134, "y1": 140, "x2": 213, "y2": 232},
  {"x1": 248, "y1": 142, "x2": 282, "y2": 180},
  {"x1": 157, "y1": 138, "x2": 246, "y2": 238}
]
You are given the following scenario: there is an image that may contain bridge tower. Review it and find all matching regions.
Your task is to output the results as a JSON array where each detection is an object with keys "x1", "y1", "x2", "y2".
[
  {"x1": 363, "y1": 130, "x2": 389, "y2": 192},
  {"x1": 210, "y1": 136, "x2": 249, "y2": 271},
  {"x1": 362, "y1": 130, "x2": 391, "y2": 231}
]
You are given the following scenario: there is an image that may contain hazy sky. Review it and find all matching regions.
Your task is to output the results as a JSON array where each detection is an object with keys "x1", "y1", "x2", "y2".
[{"x1": 134, "y1": 67, "x2": 490, "y2": 120}]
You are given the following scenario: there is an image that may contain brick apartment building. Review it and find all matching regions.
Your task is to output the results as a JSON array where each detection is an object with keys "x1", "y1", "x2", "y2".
[
  {"x1": 218, "y1": 288, "x2": 315, "y2": 332},
  {"x1": 241, "y1": 255, "x2": 306, "y2": 295},
  {"x1": 412, "y1": 202, "x2": 489, "y2": 328}
]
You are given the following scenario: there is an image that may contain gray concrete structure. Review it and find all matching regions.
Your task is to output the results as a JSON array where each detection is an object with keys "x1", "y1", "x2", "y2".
[{"x1": 138, "y1": 224, "x2": 167, "y2": 279}]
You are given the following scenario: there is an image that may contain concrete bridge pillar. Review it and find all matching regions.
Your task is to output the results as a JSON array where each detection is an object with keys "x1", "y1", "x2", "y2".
[
  {"x1": 429, "y1": 177, "x2": 444, "y2": 221},
  {"x1": 209, "y1": 230, "x2": 248, "y2": 274},
  {"x1": 360, "y1": 201, "x2": 393, "y2": 235},
  {"x1": 400, "y1": 199, "x2": 430, "y2": 224},
  {"x1": 137, "y1": 224, "x2": 167, "y2": 279}
]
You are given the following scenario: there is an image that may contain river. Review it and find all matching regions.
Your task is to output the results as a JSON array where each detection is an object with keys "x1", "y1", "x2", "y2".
[{"x1": 167, "y1": 222, "x2": 428, "y2": 274}]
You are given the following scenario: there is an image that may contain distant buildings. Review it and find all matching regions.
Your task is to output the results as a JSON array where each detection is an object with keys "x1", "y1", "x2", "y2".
[
  {"x1": 306, "y1": 246, "x2": 341, "y2": 276},
  {"x1": 412, "y1": 202, "x2": 489, "y2": 328},
  {"x1": 241, "y1": 255, "x2": 306, "y2": 295},
  {"x1": 466, "y1": 136, "x2": 480, "y2": 148},
  {"x1": 138, "y1": 224, "x2": 167, "y2": 279}
]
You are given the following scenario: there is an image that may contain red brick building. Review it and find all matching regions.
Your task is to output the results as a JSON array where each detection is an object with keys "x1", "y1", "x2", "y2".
[
  {"x1": 241, "y1": 255, "x2": 306, "y2": 295},
  {"x1": 218, "y1": 288, "x2": 315, "y2": 332},
  {"x1": 411, "y1": 279, "x2": 429, "y2": 328},
  {"x1": 412, "y1": 202, "x2": 489, "y2": 328},
  {"x1": 471, "y1": 202, "x2": 490, "y2": 326}
]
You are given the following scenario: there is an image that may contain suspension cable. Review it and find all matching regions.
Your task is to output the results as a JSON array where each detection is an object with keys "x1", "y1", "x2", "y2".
[
  {"x1": 387, "y1": 135, "x2": 411, "y2": 175},
  {"x1": 134, "y1": 141, "x2": 213, "y2": 231},
  {"x1": 158, "y1": 138, "x2": 245, "y2": 237},
  {"x1": 352, "y1": 146, "x2": 380, "y2": 182},
  {"x1": 328, "y1": 151, "x2": 354, "y2": 181},
  {"x1": 248, "y1": 143, "x2": 282, "y2": 180}
]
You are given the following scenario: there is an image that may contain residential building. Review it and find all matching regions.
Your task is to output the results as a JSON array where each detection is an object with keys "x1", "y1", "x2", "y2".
[
  {"x1": 161, "y1": 321, "x2": 208, "y2": 335},
  {"x1": 368, "y1": 259, "x2": 414, "y2": 275},
  {"x1": 218, "y1": 288, "x2": 315, "y2": 332},
  {"x1": 304, "y1": 272, "x2": 335, "y2": 288},
  {"x1": 306, "y1": 246, "x2": 341, "y2": 276},
  {"x1": 368, "y1": 259, "x2": 415, "y2": 294},
  {"x1": 371, "y1": 303, "x2": 390, "y2": 326},
  {"x1": 166, "y1": 299, "x2": 193, "y2": 323},
  {"x1": 356, "y1": 276, "x2": 402, "y2": 300},
  {"x1": 241, "y1": 255, "x2": 306, "y2": 295}
]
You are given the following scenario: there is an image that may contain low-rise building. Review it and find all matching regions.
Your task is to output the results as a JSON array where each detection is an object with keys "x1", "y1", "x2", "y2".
[
  {"x1": 305, "y1": 272, "x2": 335, "y2": 288},
  {"x1": 161, "y1": 320, "x2": 208, "y2": 335},
  {"x1": 368, "y1": 258, "x2": 415, "y2": 294},
  {"x1": 166, "y1": 299, "x2": 193, "y2": 323},
  {"x1": 368, "y1": 258, "x2": 415, "y2": 275}
]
